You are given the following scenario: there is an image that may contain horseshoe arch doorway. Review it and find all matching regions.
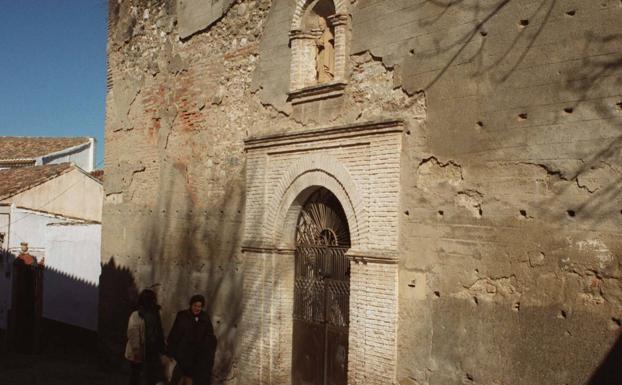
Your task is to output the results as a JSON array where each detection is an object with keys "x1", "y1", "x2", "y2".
[{"x1": 292, "y1": 187, "x2": 350, "y2": 385}]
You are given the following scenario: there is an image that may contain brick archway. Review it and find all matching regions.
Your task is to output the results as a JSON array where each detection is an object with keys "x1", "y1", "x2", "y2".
[
  {"x1": 240, "y1": 120, "x2": 404, "y2": 385},
  {"x1": 266, "y1": 154, "x2": 367, "y2": 250},
  {"x1": 290, "y1": 0, "x2": 348, "y2": 31}
]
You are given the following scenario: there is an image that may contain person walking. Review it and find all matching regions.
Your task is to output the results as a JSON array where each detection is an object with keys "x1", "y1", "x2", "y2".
[
  {"x1": 167, "y1": 294, "x2": 217, "y2": 385},
  {"x1": 125, "y1": 289, "x2": 166, "y2": 385}
]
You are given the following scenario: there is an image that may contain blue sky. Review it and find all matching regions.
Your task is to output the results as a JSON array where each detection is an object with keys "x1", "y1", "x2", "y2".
[{"x1": 0, "y1": 1, "x2": 108, "y2": 166}]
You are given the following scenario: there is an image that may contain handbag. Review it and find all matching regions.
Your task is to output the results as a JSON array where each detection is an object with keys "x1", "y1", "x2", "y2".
[{"x1": 160, "y1": 354, "x2": 178, "y2": 383}]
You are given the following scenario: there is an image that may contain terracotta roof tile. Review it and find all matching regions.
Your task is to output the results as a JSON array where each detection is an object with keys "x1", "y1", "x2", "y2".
[
  {"x1": 0, "y1": 137, "x2": 91, "y2": 161},
  {"x1": 0, "y1": 163, "x2": 74, "y2": 200},
  {"x1": 90, "y1": 169, "x2": 104, "y2": 182}
]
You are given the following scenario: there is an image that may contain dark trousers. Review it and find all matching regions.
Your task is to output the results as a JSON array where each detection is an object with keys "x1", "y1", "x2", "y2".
[
  {"x1": 129, "y1": 359, "x2": 162, "y2": 385},
  {"x1": 129, "y1": 362, "x2": 142, "y2": 385}
]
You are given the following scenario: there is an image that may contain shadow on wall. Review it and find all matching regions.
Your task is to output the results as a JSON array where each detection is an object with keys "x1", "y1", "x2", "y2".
[
  {"x1": 141, "y1": 171, "x2": 249, "y2": 384},
  {"x1": 0, "y1": 250, "x2": 100, "y2": 355},
  {"x1": 97, "y1": 257, "x2": 138, "y2": 368},
  {"x1": 43, "y1": 266, "x2": 99, "y2": 332},
  {"x1": 417, "y1": 0, "x2": 558, "y2": 88},
  {"x1": 99, "y1": 162, "x2": 256, "y2": 384},
  {"x1": 588, "y1": 332, "x2": 622, "y2": 385}
]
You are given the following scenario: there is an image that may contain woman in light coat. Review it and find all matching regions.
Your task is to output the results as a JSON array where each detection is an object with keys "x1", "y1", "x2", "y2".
[{"x1": 125, "y1": 289, "x2": 166, "y2": 385}]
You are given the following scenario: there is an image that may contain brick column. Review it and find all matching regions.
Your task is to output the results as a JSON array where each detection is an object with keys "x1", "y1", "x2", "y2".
[
  {"x1": 239, "y1": 250, "x2": 270, "y2": 385},
  {"x1": 269, "y1": 249, "x2": 295, "y2": 384},
  {"x1": 348, "y1": 258, "x2": 399, "y2": 385},
  {"x1": 239, "y1": 248, "x2": 295, "y2": 385},
  {"x1": 289, "y1": 30, "x2": 317, "y2": 90},
  {"x1": 328, "y1": 13, "x2": 349, "y2": 81}
]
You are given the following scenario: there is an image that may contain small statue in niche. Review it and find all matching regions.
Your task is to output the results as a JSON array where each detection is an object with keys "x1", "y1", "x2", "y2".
[{"x1": 315, "y1": 17, "x2": 335, "y2": 83}]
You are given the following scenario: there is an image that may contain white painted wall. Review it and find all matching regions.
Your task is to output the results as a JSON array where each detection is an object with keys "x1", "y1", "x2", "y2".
[
  {"x1": 37, "y1": 139, "x2": 95, "y2": 172},
  {"x1": 0, "y1": 207, "x2": 101, "y2": 331},
  {"x1": 43, "y1": 222, "x2": 100, "y2": 330},
  {"x1": 0, "y1": 207, "x2": 57, "y2": 330}
]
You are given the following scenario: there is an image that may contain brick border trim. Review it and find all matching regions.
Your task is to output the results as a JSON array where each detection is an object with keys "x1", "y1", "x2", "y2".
[
  {"x1": 267, "y1": 153, "x2": 367, "y2": 249},
  {"x1": 291, "y1": 0, "x2": 348, "y2": 31}
]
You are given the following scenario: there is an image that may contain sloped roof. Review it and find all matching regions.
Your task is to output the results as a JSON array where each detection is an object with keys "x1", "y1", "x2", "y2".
[
  {"x1": 0, "y1": 137, "x2": 91, "y2": 161},
  {"x1": 0, "y1": 163, "x2": 75, "y2": 200}
]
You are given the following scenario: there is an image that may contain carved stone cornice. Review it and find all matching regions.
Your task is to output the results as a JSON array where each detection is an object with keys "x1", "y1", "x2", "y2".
[
  {"x1": 347, "y1": 249, "x2": 399, "y2": 265},
  {"x1": 244, "y1": 118, "x2": 405, "y2": 151},
  {"x1": 241, "y1": 241, "x2": 295, "y2": 255},
  {"x1": 241, "y1": 243, "x2": 399, "y2": 265},
  {"x1": 287, "y1": 81, "x2": 347, "y2": 105}
]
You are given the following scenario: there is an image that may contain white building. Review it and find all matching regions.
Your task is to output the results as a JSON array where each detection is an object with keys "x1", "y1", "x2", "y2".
[
  {"x1": 0, "y1": 136, "x2": 95, "y2": 172},
  {"x1": 0, "y1": 161, "x2": 103, "y2": 332}
]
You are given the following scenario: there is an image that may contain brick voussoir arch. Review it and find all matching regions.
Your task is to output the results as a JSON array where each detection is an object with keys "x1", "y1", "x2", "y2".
[
  {"x1": 266, "y1": 154, "x2": 367, "y2": 249},
  {"x1": 291, "y1": 0, "x2": 348, "y2": 31}
]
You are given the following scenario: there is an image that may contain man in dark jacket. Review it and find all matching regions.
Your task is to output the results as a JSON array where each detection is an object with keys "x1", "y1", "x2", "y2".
[{"x1": 167, "y1": 294, "x2": 217, "y2": 385}]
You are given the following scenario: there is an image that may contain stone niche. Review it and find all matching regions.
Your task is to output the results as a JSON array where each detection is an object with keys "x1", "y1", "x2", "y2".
[
  {"x1": 239, "y1": 119, "x2": 404, "y2": 385},
  {"x1": 288, "y1": 0, "x2": 350, "y2": 107}
]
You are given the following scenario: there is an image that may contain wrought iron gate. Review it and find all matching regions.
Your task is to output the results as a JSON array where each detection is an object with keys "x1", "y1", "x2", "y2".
[{"x1": 292, "y1": 189, "x2": 350, "y2": 385}]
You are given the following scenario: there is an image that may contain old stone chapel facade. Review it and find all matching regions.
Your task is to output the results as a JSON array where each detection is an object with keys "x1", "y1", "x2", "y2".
[{"x1": 102, "y1": 1, "x2": 622, "y2": 385}]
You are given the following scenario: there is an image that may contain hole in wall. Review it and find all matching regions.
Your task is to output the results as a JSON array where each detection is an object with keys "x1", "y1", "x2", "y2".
[
  {"x1": 480, "y1": 30, "x2": 488, "y2": 37},
  {"x1": 409, "y1": 49, "x2": 415, "y2": 56},
  {"x1": 473, "y1": 296, "x2": 479, "y2": 305},
  {"x1": 616, "y1": 101, "x2": 622, "y2": 110},
  {"x1": 404, "y1": 210, "x2": 410, "y2": 216},
  {"x1": 559, "y1": 310, "x2": 567, "y2": 319},
  {"x1": 567, "y1": 209, "x2": 576, "y2": 218},
  {"x1": 519, "y1": 19, "x2": 529, "y2": 27},
  {"x1": 437, "y1": 210, "x2": 444, "y2": 217},
  {"x1": 518, "y1": 113, "x2": 528, "y2": 120},
  {"x1": 475, "y1": 121, "x2": 484, "y2": 129},
  {"x1": 434, "y1": 291, "x2": 441, "y2": 298},
  {"x1": 563, "y1": 107, "x2": 574, "y2": 114},
  {"x1": 466, "y1": 373, "x2": 474, "y2": 382},
  {"x1": 513, "y1": 302, "x2": 520, "y2": 312},
  {"x1": 565, "y1": 330, "x2": 572, "y2": 336},
  {"x1": 565, "y1": 10, "x2": 576, "y2": 16},
  {"x1": 611, "y1": 317, "x2": 622, "y2": 329},
  {"x1": 519, "y1": 209, "x2": 528, "y2": 218}
]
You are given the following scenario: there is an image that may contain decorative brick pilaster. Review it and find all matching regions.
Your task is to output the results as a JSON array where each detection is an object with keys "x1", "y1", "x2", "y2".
[
  {"x1": 328, "y1": 13, "x2": 349, "y2": 81},
  {"x1": 289, "y1": 30, "x2": 317, "y2": 90},
  {"x1": 348, "y1": 260, "x2": 399, "y2": 385}
]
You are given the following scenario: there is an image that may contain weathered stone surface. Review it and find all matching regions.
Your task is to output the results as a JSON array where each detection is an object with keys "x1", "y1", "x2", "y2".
[
  {"x1": 177, "y1": 0, "x2": 236, "y2": 39},
  {"x1": 102, "y1": 0, "x2": 622, "y2": 384}
]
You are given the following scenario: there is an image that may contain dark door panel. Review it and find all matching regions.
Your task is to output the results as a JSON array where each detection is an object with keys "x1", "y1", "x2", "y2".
[{"x1": 292, "y1": 188, "x2": 350, "y2": 385}]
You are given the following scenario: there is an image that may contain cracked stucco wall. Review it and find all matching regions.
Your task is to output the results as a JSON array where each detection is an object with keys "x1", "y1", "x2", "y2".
[
  {"x1": 102, "y1": 0, "x2": 622, "y2": 384},
  {"x1": 391, "y1": 1, "x2": 622, "y2": 385}
]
